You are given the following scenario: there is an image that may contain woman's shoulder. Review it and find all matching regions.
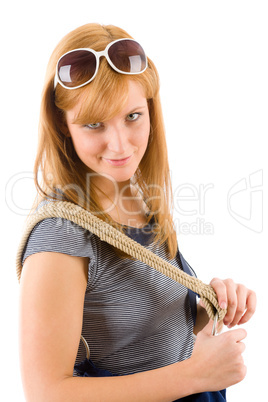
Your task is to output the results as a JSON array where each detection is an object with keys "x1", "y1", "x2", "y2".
[{"x1": 22, "y1": 197, "x2": 95, "y2": 265}]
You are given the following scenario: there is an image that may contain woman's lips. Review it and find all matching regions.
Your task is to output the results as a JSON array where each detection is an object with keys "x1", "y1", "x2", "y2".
[{"x1": 103, "y1": 155, "x2": 132, "y2": 166}]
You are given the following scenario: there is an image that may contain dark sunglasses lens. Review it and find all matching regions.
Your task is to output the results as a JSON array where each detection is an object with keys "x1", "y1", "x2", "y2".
[
  {"x1": 108, "y1": 40, "x2": 147, "y2": 73},
  {"x1": 58, "y1": 50, "x2": 96, "y2": 88}
]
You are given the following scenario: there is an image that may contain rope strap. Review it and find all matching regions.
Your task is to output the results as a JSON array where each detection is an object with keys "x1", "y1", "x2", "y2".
[{"x1": 16, "y1": 201, "x2": 226, "y2": 322}]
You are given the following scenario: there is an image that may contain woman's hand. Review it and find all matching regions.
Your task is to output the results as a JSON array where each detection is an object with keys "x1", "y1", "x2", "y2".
[
  {"x1": 209, "y1": 278, "x2": 257, "y2": 328},
  {"x1": 190, "y1": 320, "x2": 247, "y2": 392}
]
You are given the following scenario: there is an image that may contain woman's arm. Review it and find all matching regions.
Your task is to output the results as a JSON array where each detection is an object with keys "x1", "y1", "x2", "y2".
[
  {"x1": 19, "y1": 252, "x2": 247, "y2": 402},
  {"x1": 19, "y1": 252, "x2": 89, "y2": 401}
]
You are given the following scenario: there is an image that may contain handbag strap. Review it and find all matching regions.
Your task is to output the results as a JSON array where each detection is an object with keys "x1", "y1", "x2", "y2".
[{"x1": 16, "y1": 200, "x2": 226, "y2": 321}]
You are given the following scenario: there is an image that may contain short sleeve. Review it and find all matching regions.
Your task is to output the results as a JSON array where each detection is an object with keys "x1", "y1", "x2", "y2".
[{"x1": 22, "y1": 217, "x2": 94, "y2": 265}]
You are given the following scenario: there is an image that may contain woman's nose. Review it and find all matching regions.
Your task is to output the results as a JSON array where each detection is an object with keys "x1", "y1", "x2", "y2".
[{"x1": 106, "y1": 125, "x2": 128, "y2": 154}]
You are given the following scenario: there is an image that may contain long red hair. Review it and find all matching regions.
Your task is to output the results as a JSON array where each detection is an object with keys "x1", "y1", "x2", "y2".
[{"x1": 34, "y1": 23, "x2": 177, "y2": 258}]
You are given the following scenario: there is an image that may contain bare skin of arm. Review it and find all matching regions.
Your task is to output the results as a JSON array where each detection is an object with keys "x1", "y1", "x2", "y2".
[{"x1": 19, "y1": 252, "x2": 248, "y2": 402}]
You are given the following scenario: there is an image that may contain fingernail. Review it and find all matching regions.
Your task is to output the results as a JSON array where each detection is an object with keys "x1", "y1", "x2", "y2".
[{"x1": 220, "y1": 302, "x2": 227, "y2": 309}]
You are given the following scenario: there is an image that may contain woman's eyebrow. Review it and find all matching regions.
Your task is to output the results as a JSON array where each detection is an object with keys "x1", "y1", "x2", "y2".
[{"x1": 127, "y1": 105, "x2": 147, "y2": 113}]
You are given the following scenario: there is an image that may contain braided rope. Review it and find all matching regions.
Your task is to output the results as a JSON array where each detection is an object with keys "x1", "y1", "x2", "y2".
[{"x1": 16, "y1": 201, "x2": 226, "y2": 321}]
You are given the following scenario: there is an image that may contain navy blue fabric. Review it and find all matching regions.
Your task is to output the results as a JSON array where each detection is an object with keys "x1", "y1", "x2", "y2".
[
  {"x1": 74, "y1": 358, "x2": 118, "y2": 377},
  {"x1": 123, "y1": 222, "x2": 153, "y2": 246},
  {"x1": 178, "y1": 252, "x2": 198, "y2": 325},
  {"x1": 174, "y1": 389, "x2": 226, "y2": 401}
]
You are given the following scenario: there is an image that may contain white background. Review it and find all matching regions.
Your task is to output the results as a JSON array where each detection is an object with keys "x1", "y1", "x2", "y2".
[{"x1": 1, "y1": 1, "x2": 267, "y2": 400}]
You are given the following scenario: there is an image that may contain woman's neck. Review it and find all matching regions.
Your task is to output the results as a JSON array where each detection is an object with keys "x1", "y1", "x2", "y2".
[{"x1": 93, "y1": 178, "x2": 148, "y2": 228}]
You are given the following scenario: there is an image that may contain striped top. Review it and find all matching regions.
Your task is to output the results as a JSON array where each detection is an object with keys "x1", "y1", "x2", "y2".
[{"x1": 22, "y1": 204, "x2": 197, "y2": 376}]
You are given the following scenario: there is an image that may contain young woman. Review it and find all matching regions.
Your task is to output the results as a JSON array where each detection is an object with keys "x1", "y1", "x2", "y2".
[{"x1": 19, "y1": 23, "x2": 256, "y2": 401}]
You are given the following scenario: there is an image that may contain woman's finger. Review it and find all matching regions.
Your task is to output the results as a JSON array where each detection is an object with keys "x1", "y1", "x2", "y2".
[
  {"x1": 237, "y1": 290, "x2": 257, "y2": 325},
  {"x1": 210, "y1": 278, "x2": 228, "y2": 310},
  {"x1": 222, "y1": 279, "x2": 238, "y2": 326},
  {"x1": 227, "y1": 284, "x2": 247, "y2": 328}
]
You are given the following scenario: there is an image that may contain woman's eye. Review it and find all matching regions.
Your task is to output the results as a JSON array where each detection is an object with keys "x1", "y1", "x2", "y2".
[
  {"x1": 84, "y1": 122, "x2": 102, "y2": 130},
  {"x1": 126, "y1": 113, "x2": 141, "y2": 122}
]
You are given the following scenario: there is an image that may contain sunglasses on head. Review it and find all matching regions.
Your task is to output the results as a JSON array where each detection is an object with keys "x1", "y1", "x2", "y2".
[{"x1": 54, "y1": 38, "x2": 148, "y2": 90}]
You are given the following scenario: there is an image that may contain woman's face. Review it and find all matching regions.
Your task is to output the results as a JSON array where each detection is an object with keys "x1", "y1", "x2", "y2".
[{"x1": 65, "y1": 80, "x2": 150, "y2": 187}]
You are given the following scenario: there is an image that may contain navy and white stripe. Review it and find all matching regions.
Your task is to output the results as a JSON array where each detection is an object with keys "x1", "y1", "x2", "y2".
[{"x1": 22, "y1": 206, "x2": 196, "y2": 376}]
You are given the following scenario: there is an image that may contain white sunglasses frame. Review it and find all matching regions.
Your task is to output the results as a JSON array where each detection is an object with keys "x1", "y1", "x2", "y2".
[{"x1": 54, "y1": 38, "x2": 148, "y2": 90}]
